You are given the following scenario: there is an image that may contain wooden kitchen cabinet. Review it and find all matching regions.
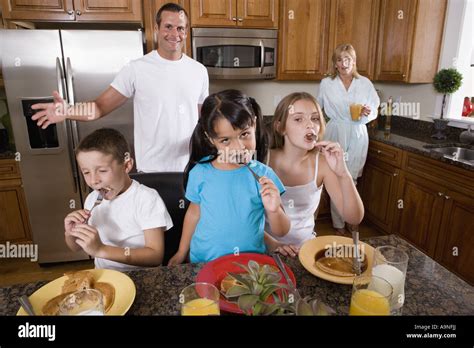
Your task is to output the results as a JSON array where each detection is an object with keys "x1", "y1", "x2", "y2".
[
  {"x1": 393, "y1": 172, "x2": 444, "y2": 258},
  {"x1": 2, "y1": 0, "x2": 142, "y2": 22},
  {"x1": 375, "y1": 0, "x2": 447, "y2": 82},
  {"x1": 143, "y1": 0, "x2": 191, "y2": 55},
  {"x1": 327, "y1": 0, "x2": 380, "y2": 79},
  {"x1": 360, "y1": 161, "x2": 400, "y2": 234},
  {"x1": 0, "y1": 159, "x2": 32, "y2": 243},
  {"x1": 436, "y1": 188, "x2": 474, "y2": 285},
  {"x1": 278, "y1": 0, "x2": 330, "y2": 80},
  {"x1": 361, "y1": 140, "x2": 474, "y2": 285},
  {"x1": 190, "y1": 0, "x2": 278, "y2": 28}
]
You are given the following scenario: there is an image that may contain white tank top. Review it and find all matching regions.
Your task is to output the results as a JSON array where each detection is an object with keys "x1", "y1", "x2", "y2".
[{"x1": 266, "y1": 152, "x2": 323, "y2": 247}]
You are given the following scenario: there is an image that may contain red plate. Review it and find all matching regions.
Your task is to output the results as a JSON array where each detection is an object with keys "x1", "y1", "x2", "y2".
[{"x1": 196, "y1": 253, "x2": 296, "y2": 314}]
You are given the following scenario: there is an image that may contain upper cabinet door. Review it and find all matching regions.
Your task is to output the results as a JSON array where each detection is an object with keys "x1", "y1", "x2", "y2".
[
  {"x1": 2, "y1": 0, "x2": 75, "y2": 21},
  {"x1": 237, "y1": 0, "x2": 278, "y2": 28},
  {"x1": 72, "y1": 0, "x2": 142, "y2": 22},
  {"x1": 278, "y1": 0, "x2": 330, "y2": 80},
  {"x1": 375, "y1": 0, "x2": 416, "y2": 82},
  {"x1": 190, "y1": 0, "x2": 237, "y2": 27},
  {"x1": 328, "y1": 0, "x2": 380, "y2": 80}
]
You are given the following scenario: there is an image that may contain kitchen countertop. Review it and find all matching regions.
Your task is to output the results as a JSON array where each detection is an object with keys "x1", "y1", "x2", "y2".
[
  {"x1": 1, "y1": 234, "x2": 473, "y2": 315},
  {"x1": 369, "y1": 130, "x2": 474, "y2": 171}
]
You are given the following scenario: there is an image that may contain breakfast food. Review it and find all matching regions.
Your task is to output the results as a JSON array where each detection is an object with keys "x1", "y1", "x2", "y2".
[
  {"x1": 41, "y1": 270, "x2": 115, "y2": 315},
  {"x1": 61, "y1": 271, "x2": 95, "y2": 293},
  {"x1": 42, "y1": 292, "x2": 74, "y2": 316},
  {"x1": 220, "y1": 274, "x2": 240, "y2": 293},
  {"x1": 314, "y1": 248, "x2": 368, "y2": 277},
  {"x1": 93, "y1": 282, "x2": 115, "y2": 312}
]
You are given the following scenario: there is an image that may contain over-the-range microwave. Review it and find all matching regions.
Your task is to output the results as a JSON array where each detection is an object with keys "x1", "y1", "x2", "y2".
[{"x1": 192, "y1": 28, "x2": 277, "y2": 80}]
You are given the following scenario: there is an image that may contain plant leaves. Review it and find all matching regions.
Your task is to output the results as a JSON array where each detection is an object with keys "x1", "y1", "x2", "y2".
[
  {"x1": 224, "y1": 284, "x2": 251, "y2": 298},
  {"x1": 248, "y1": 260, "x2": 260, "y2": 277},
  {"x1": 238, "y1": 294, "x2": 259, "y2": 311},
  {"x1": 227, "y1": 272, "x2": 252, "y2": 289},
  {"x1": 260, "y1": 284, "x2": 282, "y2": 301}
]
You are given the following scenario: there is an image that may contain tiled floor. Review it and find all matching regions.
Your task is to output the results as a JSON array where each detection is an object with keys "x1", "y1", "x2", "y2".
[{"x1": 0, "y1": 219, "x2": 383, "y2": 287}]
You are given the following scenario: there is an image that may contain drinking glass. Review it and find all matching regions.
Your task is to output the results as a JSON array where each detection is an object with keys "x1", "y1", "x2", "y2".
[
  {"x1": 372, "y1": 246, "x2": 409, "y2": 315},
  {"x1": 59, "y1": 289, "x2": 105, "y2": 315},
  {"x1": 180, "y1": 282, "x2": 220, "y2": 316},
  {"x1": 349, "y1": 275, "x2": 393, "y2": 316}
]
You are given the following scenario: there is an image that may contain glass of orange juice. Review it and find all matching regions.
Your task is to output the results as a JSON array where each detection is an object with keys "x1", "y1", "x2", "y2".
[
  {"x1": 349, "y1": 275, "x2": 393, "y2": 316},
  {"x1": 180, "y1": 282, "x2": 220, "y2": 316},
  {"x1": 350, "y1": 103, "x2": 363, "y2": 121}
]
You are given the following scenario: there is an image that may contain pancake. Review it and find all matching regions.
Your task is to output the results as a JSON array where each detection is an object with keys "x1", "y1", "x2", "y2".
[
  {"x1": 93, "y1": 282, "x2": 115, "y2": 312},
  {"x1": 42, "y1": 291, "x2": 74, "y2": 315},
  {"x1": 62, "y1": 271, "x2": 95, "y2": 293},
  {"x1": 314, "y1": 248, "x2": 368, "y2": 277}
]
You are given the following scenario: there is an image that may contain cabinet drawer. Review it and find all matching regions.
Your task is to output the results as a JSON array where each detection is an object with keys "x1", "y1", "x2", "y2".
[
  {"x1": 404, "y1": 152, "x2": 474, "y2": 194},
  {"x1": 367, "y1": 140, "x2": 403, "y2": 168},
  {"x1": 0, "y1": 160, "x2": 20, "y2": 180}
]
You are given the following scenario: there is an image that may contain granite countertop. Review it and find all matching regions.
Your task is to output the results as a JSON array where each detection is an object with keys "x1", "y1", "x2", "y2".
[
  {"x1": 369, "y1": 130, "x2": 474, "y2": 171},
  {"x1": 0, "y1": 235, "x2": 473, "y2": 316}
]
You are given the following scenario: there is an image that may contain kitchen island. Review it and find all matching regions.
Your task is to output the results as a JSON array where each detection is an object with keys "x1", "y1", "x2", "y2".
[{"x1": 0, "y1": 234, "x2": 473, "y2": 315}]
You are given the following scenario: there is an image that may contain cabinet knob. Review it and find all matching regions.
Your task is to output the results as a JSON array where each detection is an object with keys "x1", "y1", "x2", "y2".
[
  {"x1": 238, "y1": 18, "x2": 243, "y2": 22},
  {"x1": 377, "y1": 150, "x2": 382, "y2": 154},
  {"x1": 393, "y1": 173, "x2": 398, "y2": 177},
  {"x1": 445, "y1": 195, "x2": 450, "y2": 200},
  {"x1": 67, "y1": 10, "x2": 74, "y2": 15},
  {"x1": 76, "y1": 10, "x2": 82, "y2": 16},
  {"x1": 438, "y1": 192, "x2": 444, "y2": 197},
  {"x1": 232, "y1": 17, "x2": 237, "y2": 21},
  {"x1": 402, "y1": 74, "x2": 406, "y2": 78}
]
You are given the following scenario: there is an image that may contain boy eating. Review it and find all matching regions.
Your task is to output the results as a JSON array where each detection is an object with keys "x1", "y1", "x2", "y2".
[{"x1": 64, "y1": 128, "x2": 173, "y2": 270}]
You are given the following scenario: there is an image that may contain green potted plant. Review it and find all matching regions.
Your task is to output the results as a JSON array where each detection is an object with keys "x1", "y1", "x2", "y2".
[
  {"x1": 432, "y1": 68, "x2": 463, "y2": 139},
  {"x1": 222, "y1": 260, "x2": 335, "y2": 316}
]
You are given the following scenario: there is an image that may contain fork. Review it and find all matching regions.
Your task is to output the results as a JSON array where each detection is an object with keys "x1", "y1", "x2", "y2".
[
  {"x1": 85, "y1": 189, "x2": 105, "y2": 223},
  {"x1": 239, "y1": 161, "x2": 261, "y2": 182},
  {"x1": 351, "y1": 230, "x2": 362, "y2": 275}
]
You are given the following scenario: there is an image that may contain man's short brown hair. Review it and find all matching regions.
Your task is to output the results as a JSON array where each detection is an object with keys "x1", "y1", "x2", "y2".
[
  {"x1": 75, "y1": 128, "x2": 130, "y2": 164},
  {"x1": 156, "y1": 2, "x2": 188, "y2": 27}
]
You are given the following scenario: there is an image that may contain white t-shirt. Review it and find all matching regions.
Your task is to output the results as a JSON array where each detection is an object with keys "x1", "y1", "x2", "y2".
[
  {"x1": 84, "y1": 180, "x2": 173, "y2": 271},
  {"x1": 111, "y1": 51, "x2": 209, "y2": 172}
]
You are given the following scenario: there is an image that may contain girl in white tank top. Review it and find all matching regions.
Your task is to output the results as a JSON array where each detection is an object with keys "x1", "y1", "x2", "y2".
[{"x1": 264, "y1": 93, "x2": 364, "y2": 256}]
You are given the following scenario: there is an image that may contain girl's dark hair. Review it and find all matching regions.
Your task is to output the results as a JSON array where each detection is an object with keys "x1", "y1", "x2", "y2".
[{"x1": 184, "y1": 89, "x2": 268, "y2": 187}]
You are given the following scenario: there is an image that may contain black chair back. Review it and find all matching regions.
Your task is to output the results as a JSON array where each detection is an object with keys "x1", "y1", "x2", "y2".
[{"x1": 130, "y1": 172, "x2": 188, "y2": 265}]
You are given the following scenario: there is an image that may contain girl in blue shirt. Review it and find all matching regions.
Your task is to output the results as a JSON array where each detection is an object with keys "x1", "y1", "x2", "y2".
[{"x1": 169, "y1": 89, "x2": 290, "y2": 264}]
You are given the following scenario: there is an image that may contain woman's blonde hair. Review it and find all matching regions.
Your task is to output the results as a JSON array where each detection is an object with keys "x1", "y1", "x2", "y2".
[
  {"x1": 271, "y1": 92, "x2": 326, "y2": 149},
  {"x1": 329, "y1": 43, "x2": 360, "y2": 79}
]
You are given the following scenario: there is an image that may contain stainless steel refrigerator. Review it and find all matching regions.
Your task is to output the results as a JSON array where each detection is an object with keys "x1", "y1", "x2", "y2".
[{"x1": 0, "y1": 29, "x2": 143, "y2": 263}]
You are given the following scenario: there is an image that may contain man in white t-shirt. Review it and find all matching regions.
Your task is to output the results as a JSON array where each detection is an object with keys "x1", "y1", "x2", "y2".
[{"x1": 31, "y1": 3, "x2": 209, "y2": 172}]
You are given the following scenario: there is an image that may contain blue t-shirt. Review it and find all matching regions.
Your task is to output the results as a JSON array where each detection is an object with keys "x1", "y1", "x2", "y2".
[{"x1": 186, "y1": 159, "x2": 286, "y2": 263}]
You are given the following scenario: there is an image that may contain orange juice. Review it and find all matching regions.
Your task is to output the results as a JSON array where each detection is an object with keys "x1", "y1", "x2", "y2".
[
  {"x1": 350, "y1": 104, "x2": 363, "y2": 121},
  {"x1": 349, "y1": 289, "x2": 390, "y2": 315},
  {"x1": 181, "y1": 298, "x2": 220, "y2": 316}
]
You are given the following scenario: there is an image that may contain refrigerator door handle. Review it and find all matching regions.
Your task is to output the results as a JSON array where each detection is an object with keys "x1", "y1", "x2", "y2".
[
  {"x1": 63, "y1": 57, "x2": 80, "y2": 193},
  {"x1": 55, "y1": 57, "x2": 66, "y2": 99},
  {"x1": 65, "y1": 57, "x2": 88, "y2": 197},
  {"x1": 66, "y1": 120, "x2": 79, "y2": 194},
  {"x1": 65, "y1": 57, "x2": 75, "y2": 105}
]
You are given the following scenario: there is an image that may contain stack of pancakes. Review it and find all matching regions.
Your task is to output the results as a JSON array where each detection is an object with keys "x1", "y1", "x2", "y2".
[{"x1": 42, "y1": 271, "x2": 115, "y2": 315}]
